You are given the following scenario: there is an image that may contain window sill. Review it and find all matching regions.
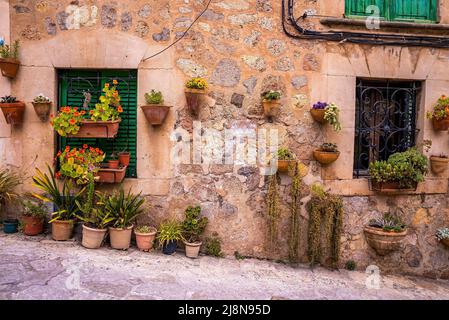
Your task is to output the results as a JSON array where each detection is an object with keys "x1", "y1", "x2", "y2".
[{"x1": 320, "y1": 17, "x2": 449, "y2": 34}]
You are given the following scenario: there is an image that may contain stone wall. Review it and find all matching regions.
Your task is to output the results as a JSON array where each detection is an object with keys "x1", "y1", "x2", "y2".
[{"x1": 2, "y1": 0, "x2": 449, "y2": 278}]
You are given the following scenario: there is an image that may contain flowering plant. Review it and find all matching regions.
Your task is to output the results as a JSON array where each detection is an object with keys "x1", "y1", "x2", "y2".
[
  {"x1": 426, "y1": 95, "x2": 449, "y2": 120},
  {"x1": 262, "y1": 90, "x2": 281, "y2": 101},
  {"x1": 50, "y1": 107, "x2": 85, "y2": 136},
  {"x1": 185, "y1": 78, "x2": 208, "y2": 90},
  {"x1": 57, "y1": 145, "x2": 105, "y2": 185},
  {"x1": 324, "y1": 103, "x2": 342, "y2": 132},
  {"x1": 312, "y1": 101, "x2": 328, "y2": 110},
  {"x1": 90, "y1": 80, "x2": 123, "y2": 121},
  {"x1": 33, "y1": 93, "x2": 51, "y2": 103}
]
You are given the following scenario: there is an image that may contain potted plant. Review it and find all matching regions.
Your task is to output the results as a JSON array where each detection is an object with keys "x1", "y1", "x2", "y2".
[
  {"x1": 118, "y1": 148, "x2": 131, "y2": 167},
  {"x1": 21, "y1": 200, "x2": 47, "y2": 236},
  {"x1": 157, "y1": 219, "x2": 184, "y2": 255},
  {"x1": 0, "y1": 95, "x2": 26, "y2": 124},
  {"x1": 261, "y1": 90, "x2": 282, "y2": 118},
  {"x1": 427, "y1": 95, "x2": 449, "y2": 131},
  {"x1": 0, "y1": 167, "x2": 21, "y2": 234},
  {"x1": 436, "y1": 228, "x2": 449, "y2": 248},
  {"x1": 276, "y1": 147, "x2": 297, "y2": 173},
  {"x1": 364, "y1": 213, "x2": 407, "y2": 255},
  {"x1": 141, "y1": 90, "x2": 171, "y2": 125},
  {"x1": 313, "y1": 143, "x2": 340, "y2": 165},
  {"x1": 32, "y1": 166, "x2": 85, "y2": 241},
  {"x1": 310, "y1": 101, "x2": 342, "y2": 132},
  {"x1": 32, "y1": 94, "x2": 52, "y2": 122},
  {"x1": 106, "y1": 188, "x2": 145, "y2": 250},
  {"x1": 185, "y1": 77, "x2": 208, "y2": 115},
  {"x1": 135, "y1": 225, "x2": 157, "y2": 252},
  {"x1": 430, "y1": 154, "x2": 449, "y2": 175},
  {"x1": 0, "y1": 40, "x2": 20, "y2": 79},
  {"x1": 181, "y1": 206, "x2": 208, "y2": 259},
  {"x1": 369, "y1": 147, "x2": 428, "y2": 192},
  {"x1": 108, "y1": 152, "x2": 120, "y2": 169}
]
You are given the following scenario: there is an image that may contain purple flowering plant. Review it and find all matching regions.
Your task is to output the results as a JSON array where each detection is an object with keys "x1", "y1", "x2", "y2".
[{"x1": 312, "y1": 101, "x2": 328, "y2": 110}]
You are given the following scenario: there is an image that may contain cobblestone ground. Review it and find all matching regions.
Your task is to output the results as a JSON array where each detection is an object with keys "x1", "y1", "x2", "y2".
[{"x1": 1, "y1": 233, "x2": 449, "y2": 300}]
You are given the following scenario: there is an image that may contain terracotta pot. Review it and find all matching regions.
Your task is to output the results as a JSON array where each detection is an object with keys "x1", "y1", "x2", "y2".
[
  {"x1": 108, "y1": 160, "x2": 120, "y2": 169},
  {"x1": 96, "y1": 166, "x2": 127, "y2": 184},
  {"x1": 32, "y1": 102, "x2": 52, "y2": 122},
  {"x1": 430, "y1": 156, "x2": 449, "y2": 175},
  {"x1": 109, "y1": 225, "x2": 133, "y2": 250},
  {"x1": 432, "y1": 118, "x2": 449, "y2": 131},
  {"x1": 441, "y1": 238, "x2": 449, "y2": 248},
  {"x1": 364, "y1": 226, "x2": 407, "y2": 255},
  {"x1": 67, "y1": 119, "x2": 121, "y2": 138},
  {"x1": 313, "y1": 150, "x2": 340, "y2": 165},
  {"x1": 310, "y1": 109, "x2": 326, "y2": 124},
  {"x1": 184, "y1": 241, "x2": 202, "y2": 259},
  {"x1": 51, "y1": 220, "x2": 74, "y2": 241},
  {"x1": 135, "y1": 228, "x2": 157, "y2": 252},
  {"x1": 370, "y1": 180, "x2": 417, "y2": 193},
  {"x1": 277, "y1": 160, "x2": 297, "y2": 173},
  {"x1": 118, "y1": 152, "x2": 130, "y2": 167},
  {"x1": 0, "y1": 102, "x2": 25, "y2": 124},
  {"x1": 141, "y1": 105, "x2": 170, "y2": 125},
  {"x1": 262, "y1": 100, "x2": 281, "y2": 117},
  {"x1": 185, "y1": 88, "x2": 206, "y2": 116},
  {"x1": 22, "y1": 216, "x2": 44, "y2": 236},
  {"x1": 0, "y1": 58, "x2": 20, "y2": 78},
  {"x1": 82, "y1": 225, "x2": 107, "y2": 249}
]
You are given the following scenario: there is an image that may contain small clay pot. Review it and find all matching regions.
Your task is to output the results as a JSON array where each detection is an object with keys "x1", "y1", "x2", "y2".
[
  {"x1": 364, "y1": 226, "x2": 407, "y2": 255},
  {"x1": 0, "y1": 58, "x2": 20, "y2": 78},
  {"x1": 109, "y1": 225, "x2": 133, "y2": 250},
  {"x1": 432, "y1": 118, "x2": 449, "y2": 131},
  {"x1": 141, "y1": 105, "x2": 170, "y2": 125},
  {"x1": 430, "y1": 156, "x2": 449, "y2": 175},
  {"x1": 135, "y1": 228, "x2": 157, "y2": 252},
  {"x1": 0, "y1": 102, "x2": 26, "y2": 124},
  {"x1": 108, "y1": 160, "x2": 120, "y2": 169},
  {"x1": 118, "y1": 152, "x2": 130, "y2": 167},
  {"x1": 51, "y1": 220, "x2": 74, "y2": 241},
  {"x1": 82, "y1": 225, "x2": 107, "y2": 249},
  {"x1": 22, "y1": 216, "x2": 44, "y2": 236},
  {"x1": 262, "y1": 100, "x2": 281, "y2": 117},
  {"x1": 313, "y1": 150, "x2": 340, "y2": 165},
  {"x1": 32, "y1": 102, "x2": 52, "y2": 122},
  {"x1": 277, "y1": 160, "x2": 297, "y2": 173},
  {"x1": 310, "y1": 109, "x2": 326, "y2": 124},
  {"x1": 184, "y1": 241, "x2": 202, "y2": 259},
  {"x1": 185, "y1": 88, "x2": 206, "y2": 116}
]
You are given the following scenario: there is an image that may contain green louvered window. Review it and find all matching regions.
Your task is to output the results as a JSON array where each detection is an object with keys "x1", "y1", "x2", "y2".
[
  {"x1": 58, "y1": 69, "x2": 138, "y2": 178},
  {"x1": 345, "y1": 0, "x2": 438, "y2": 22}
]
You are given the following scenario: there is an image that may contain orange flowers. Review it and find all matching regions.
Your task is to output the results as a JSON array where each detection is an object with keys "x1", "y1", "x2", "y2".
[
  {"x1": 69, "y1": 119, "x2": 76, "y2": 125},
  {"x1": 105, "y1": 83, "x2": 110, "y2": 88},
  {"x1": 117, "y1": 106, "x2": 123, "y2": 113},
  {"x1": 113, "y1": 79, "x2": 118, "y2": 85},
  {"x1": 83, "y1": 144, "x2": 88, "y2": 149},
  {"x1": 65, "y1": 146, "x2": 70, "y2": 152},
  {"x1": 55, "y1": 171, "x2": 61, "y2": 179},
  {"x1": 80, "y1": 110, "x2": 86, "y2": 115}
]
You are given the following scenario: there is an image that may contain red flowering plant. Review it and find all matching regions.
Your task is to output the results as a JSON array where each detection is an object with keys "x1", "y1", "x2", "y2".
[
  {"x1": 426, "y1": 95, "x2": 449, "y2": 120},
  {"x1": 50, "y1": 107, "x2": 86, "y2": 136},
  {"x1": 57, "y1": 145, "x2": 105, "y2": 185},
  {"x1": 90, "y1": 80, "x2": 123, "y2": 121}
]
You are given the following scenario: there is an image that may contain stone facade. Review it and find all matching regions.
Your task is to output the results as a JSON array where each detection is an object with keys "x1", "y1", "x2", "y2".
[{"x1": 1, "y1": 0, "x2": 449, "y2": 278}]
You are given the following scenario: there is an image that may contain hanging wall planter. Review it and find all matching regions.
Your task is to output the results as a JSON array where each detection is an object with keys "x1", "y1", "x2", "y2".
[
  {"x1": 32, "y1": 94, "x2": 52, "y2": 122},
  {"x1": 432, "y1": 118, "x2": 449, "y2": 131},
  {"x1": 310, "y1": 108, "x2": 326, "y2": 124},
  {"x1": 0, "y1": 96, "x2": 25, "y2": 124},
  {"x1": 427, "y1": 96, "x2": 449, "y2": 131},
  {"x1": 261, "y1": 90, "x2": 282, "y2": 118},
  {"x1": 364, "y1": 225, "x2": 407, "y2": 255},
  {"x1": 0, "y1": 40, "x2": 20, "y2": 79},
  {"x1": 96, "y1": 165, "x2": 127, "y2": 184},
  {"x1": 313, "y1": 143, "x2": 340, "y2": 166},
  {"x1": 185, "y1": 78, "x2": 208, "y2": 116},
  {"x1": 141, "y1": 105, "x2": 171, "y2": 125},
  {"x1": 68, "y1": 120, "x2": 121, "y2": 138},
  {"x1": 430, "y1": 155, "x2": 449, "y2": 175}
]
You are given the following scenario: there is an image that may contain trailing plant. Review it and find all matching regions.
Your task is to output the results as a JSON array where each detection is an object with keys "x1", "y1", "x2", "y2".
[
  {"x1": 266, "y1": 174, "x2": 280, "y2": 251},
  {"x1": 0, "y1": 40, "x2": 20, "y2": 59},
  {"x1": 90, "y1": 80, "x2": 123, "y2": 121},
  {"x1": 205, "y1": 232, "x2": 224, "y2": 257},
  {"x1": 33, "y1": 94, "x2": 51, "y2": 103},
  {"x1": 345, "y1": 260, "x2": 357, "y2": 271},
  {"x1": 185, "y1": 77, "x2": 208, "y2": 90},
  {"x1": 1, "y1": 95, "x2": 17, "y2": 103},
  {"x1": 181, "y1": 205, "x2": 208, "y2": 243},
  {"x1": 50, "y1": 107, "x2": 85, "y2": 136},
  {"x1": 288, "y1": 163, "x2": 303, "y2": 263},
  {"x1": 369, "y1": 213, "x2": 406, "y2": 233},
  {"x1": 319, "y1": 143, "x2": 338, "y2": 153},
  {"x1": 21, "y1": 200, "x2": 47, "y2": 221},
  {"x1": 262, "y1": 90, "x2": 281, "y2": 101},
  {"x1": 157, "y1": 219, "x2": 184, "y2": 247},
  {"x1": 307, "y1": 184, "x2": 343, "y2": 268},
  {"x1": 103, "y1": 188, "x2": 145, "y2": 229},
  {"x1": 436, "y1": 228, "x2": 449, "y2": 241},
  {"x1": 369, "y1": 147, "x2": 428, "y2": 188},
  {"x1": 277, "y1": 147, "x2": 294, "y2": 160},
  {"x1": 136, "y1": 225, "x2": 156, "y2": 234},
  {"x1": 426, "y1": 95, "x2": 449, "y2": 120},
  {"x1": 145, "y1": 90, "x2": 164, "y2": 105},
  {"x1": 32, "y1": 165, "x2": 85, "y2": 222},
  {"x1": 324, "y1": 103, "x2": 342, "y2": 132},
  {"x1": 0, "y1": 167, "x2": 22, "y2": 214}
]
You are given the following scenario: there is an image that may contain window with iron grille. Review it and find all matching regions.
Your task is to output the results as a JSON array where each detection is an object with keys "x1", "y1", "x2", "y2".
[
  {"x1": 58, "y1": 69, "x2": 138, "y2": 178},
  {"x1": 353, "y1": 79, "x2": 421, "y2": 178}
]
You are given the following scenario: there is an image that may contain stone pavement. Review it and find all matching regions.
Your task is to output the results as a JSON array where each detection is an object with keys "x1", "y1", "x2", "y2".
[{"x1": 1, "y1": 233, "x2": 449, "y2": 300}]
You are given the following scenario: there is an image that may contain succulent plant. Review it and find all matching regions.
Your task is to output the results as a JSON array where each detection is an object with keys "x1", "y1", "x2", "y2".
[
  {"x1": 319, "y1": 143, "x2": 338, "y2": 153},
  {"x1": 369, "y1": 213, "x2": 406, "y2": 233},
  {"x1": 33, "y1": 94, "x2": 51, "y2": 103},
  {"x1": 262, "y1": 90, "x2": 281, "y2": 101},
  {"x1": 1, "y1": 95, "x2": 17, "y2": 103},
  {"x1": 436, "y1": 228, "x2": 449, "y2": 241},
  {"x1": 277, "y1": 147, "x2": 295, "y2": 160},
  {"x1": 144, "y1": 90, "x2": 164, "y2": 105}
]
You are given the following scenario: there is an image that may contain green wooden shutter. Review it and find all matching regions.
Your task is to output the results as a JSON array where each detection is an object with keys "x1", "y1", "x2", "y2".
[
  {"x1": 391, "y1": 0, "x2": 437, "y2": 22},
  {"x1": 58, "y1": 69, "x2": 138, "y2": 178},
  {"x1": 345, "y1": 0, "x2": 387, "y2": 19}
]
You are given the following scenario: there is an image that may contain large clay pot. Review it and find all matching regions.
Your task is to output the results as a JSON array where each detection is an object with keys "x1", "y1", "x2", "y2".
[
  {"x1": 141, "y1": 105, "x2": 170, "y2": 125},
  {"x1": 67, "y1": 119, "x2": 121, "y2": 138},
  {"x1": 310, "y1": 109, "x2": 326, "y2": 124},
  {"x1": 135, "y1": 228, "x2": 157, "y2": 252},
  {"x1": 96, "y1": 166, "x2": 127, "y2": 184},
  {"x1": 313, "y1": 150, "x2": 340, "y2": 165},
  {"x1": 430, "y1": 156, "x2": 449, "y2": 175},
  {"x1": 0, "y1": 58, "x2": 20, "y2": 79},
  {"x1": 184, "y1": 241, "x2": 202, "y2": 259},
  {"x1": 0, "y1": 102, "x2": 25, "y2": 124},
  {"x1": 22, "y1": 216, "x2": 44, "y2": 236},
  {"x1": 82, "y1": 225, "x2": 107, "y2": 249},
  {"x1": 364, "y1": 226, "x2": 407, "y2": 255},
  {"x1": 370, "y1": 180, "x2": 417, "y2": 193},
  {"x1": 432, "y1": 118, "x2": 449, "y2": 131},
  {"x1": 32, "y1": 102, "x2": 52, "y2": 122},
  {"x1": 51, "y1": 220, "x2": 74, "y2": 241},
  {"x1": 118, "y1": 152, "x2": 130, "y2": 167},
  {"x1": 277, "y1": 160, "x2": 297, "y2": 173},
  {"x1": 185, "y1": 89, "x2": 206, "y2": 116},
  {"x1": 109, "y1": 225, "x2": 133, "y2": 250},
  {"x1": 262, "y1": 100, "x2": 281, "y2": 117}
]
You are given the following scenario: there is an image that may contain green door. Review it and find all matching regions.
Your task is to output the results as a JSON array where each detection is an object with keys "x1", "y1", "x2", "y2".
[{"x1": 58, "y1": 69, "x2": 138, "y2": 178}]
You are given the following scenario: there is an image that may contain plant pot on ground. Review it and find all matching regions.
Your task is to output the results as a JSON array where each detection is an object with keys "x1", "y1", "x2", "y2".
[
  {"x1": 364, "y1": 213, "x2": 407, "y2": 255},
  {"x1": 261, "y1": 90, "x2": 282, "y2": 118},
  {"x1": 182, "y1": 205, "x2": 208, "y2": 259},
  {"x1": 436, "y1": 228, "x2": 449, "y2": 248},
  {"x1": 430, "y1": 155, "x2": 449, "y2": 175},
  {"x1": 310, "y1": 101, "x2": 342, "y2": 132},
  {"x1": 185, "y1": 78, "x2": 208, "y2": 116},
  {"x1": 0, "y1": 40, "x2": 20, "y2": 79},
  {"x1": 134, "y1": 225, "x2": 157, "y2": 252},
  {"x1": 3, "y1": 219, "x2": 19, "y2": 234},
  {"x1": 32, "y1": 94, "x2": 52, "y2": 122},
  {"x1": 106, "y1": 188, "x2": 145, "y2": 250},
  {"x1": 141, "y1": 90, "x2": 171, "y2": 125},
  {"x1": 0, "y1": 167, "x2": 21, "y2": 233},
  {"x1": 313, "y1": 143, "x2": 340, "y2": 165},
  {"x1": 21, "y1": 200, "x2": 46, "y2": 236},
  {"x1": 427, "y1": 95, "x2": 449, "y2": 131},
  {"x1": 157, "y1": 219, "x2": 183, "y2": 255},
  {"x1": 0, "y1": 96, "x2": 25, "y2": 124},
  {"x1": 276, "y1": 147, "x2": 297, "y2": 173}
]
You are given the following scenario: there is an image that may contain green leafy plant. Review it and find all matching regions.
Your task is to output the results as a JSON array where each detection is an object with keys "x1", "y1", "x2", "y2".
[
  {"x1": 102, "y1": 188, "x2": 145, "y2": 229},
  {"x1": 136, "y1": 225, "x2": 156, "y2": 234},
  {"x1": 289, "y1": 162, "x2": 304, "y2": 263},
  {"x1": 369, "y1": 147, "x2": 428, "y2": 188},
  {"x1": 426, "y1": 95, "x2": 449, "y2": 120},
  {"x1": 50, "y1": 107, "x2": 85, "y2": 136},
  {"x1": 145, "y1": 90, "x2": 164, "y2": 105},
  {"x1": 0, "y1": 168, "x2": 22, "y2": 214},
  {"x1": 181, "y1": 205, "x2": 208, "y2": 243},
  {"x1": 90, "y1": 81, "x2": 123, "y2": 121},
  {"x1": 369, "y1": 213, "x2": 406, "y2": 233},
  {"x1": 266, "y1": 174, "x2": 280, "y2": 251},
  {"x1": 21, "y1": 200, "x2": 47, "y2": 221},
  {"x1": 205, "y1": 232, "x2": 224, "y2": 257},
  {"x1": 185, "y1": 77, "x2": 208, "y2": 90},
  {"x1": 262, "y1": 90, "x2": 281, "y2": 101},
  {"x1": 345, "y1": 260, "x2": 357, "y2": 271},
  {"x1": 234, "y1": 251, "x2": 246, "y2": 260},
  {"x1": 33, "y1": 94, "x2": 51, "y2": 103},
  {"x1": 324, "y1": 103, "x2": 342, "y2": 132},
  {"x1": 1, "y1": 95, "x2": 17, "y2": 103},
  {"x1": 0, "y1": 40, "x2": 20, "y2": 59},
  {"x1": 319, "y1": 143, "x2": 338, "y2": 153},
  {"x1": 436, "y1": 228, "x2": 449, "y2": 241},
  {"x1": 277, "y1": 147, "x2": 295, "y2": 160},
  {"x1": 157, "y1": 219, "x2": 184, "y2": 247}
]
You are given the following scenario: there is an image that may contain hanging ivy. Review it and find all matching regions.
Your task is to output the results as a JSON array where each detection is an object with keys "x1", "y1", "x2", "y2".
[
  {"x1": 266, "y1": 174, "x2": 280, "y2": 251},
  {"x1": 288, "y1": 163, "x2": 303, "y2": 263}
]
